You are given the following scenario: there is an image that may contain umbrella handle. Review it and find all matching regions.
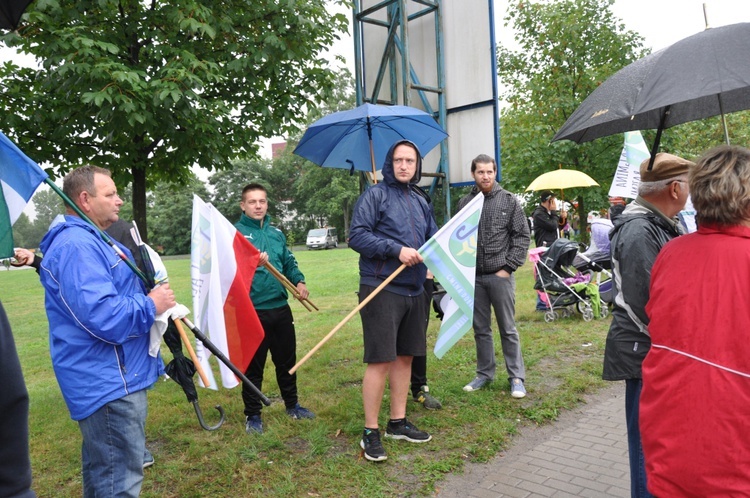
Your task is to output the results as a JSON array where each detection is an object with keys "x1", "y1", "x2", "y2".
[
  {"x1": 180, "y1": 317, "x2": 271, "y2": 406},
  {"x1": 192, "y1": 400, "x2": 225, "y2": 431}
]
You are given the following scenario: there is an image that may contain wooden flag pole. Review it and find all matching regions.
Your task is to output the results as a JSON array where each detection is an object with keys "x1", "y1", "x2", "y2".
[
  {"x1": 173, "y1": 318, "x2": 211, "y2": 388},
  {"x1": 289, "y1": 263, "x2": 407, "y2": 374},
  {"x1": 263, "y1": 262, "x2": 318, "y2": 311}
]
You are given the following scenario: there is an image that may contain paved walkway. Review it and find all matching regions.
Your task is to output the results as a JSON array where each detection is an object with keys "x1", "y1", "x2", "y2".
[{"x1": 436, "y1": 382, "x2": 630, "y2": 498}]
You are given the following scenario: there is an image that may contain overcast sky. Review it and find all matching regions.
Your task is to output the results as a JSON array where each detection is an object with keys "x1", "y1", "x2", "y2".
[{"x1": 9, "y1": 0, "x2": 750, "y2": 216}]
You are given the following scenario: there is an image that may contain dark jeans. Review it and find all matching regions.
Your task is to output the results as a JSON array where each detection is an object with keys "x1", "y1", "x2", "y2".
[
  {"x1": 242, "y1": 305, "x2": 298, "y2": 417},
  {"x1": 625, "y1": 379, "x2": 653, "y2": 498},
  {"x1": 411, "y1": 279, "x2": 434, "y2": 396}
]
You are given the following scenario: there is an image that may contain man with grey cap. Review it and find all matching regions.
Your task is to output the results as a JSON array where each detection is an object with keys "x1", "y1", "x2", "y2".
[{"x1": 602, "y1": 152, "x2": 694, "y2": 498}]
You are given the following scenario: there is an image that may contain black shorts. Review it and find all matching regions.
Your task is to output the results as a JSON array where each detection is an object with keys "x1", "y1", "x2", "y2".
[{"x1": 359, "y1": 284, "x2": 428, "y2": 363}]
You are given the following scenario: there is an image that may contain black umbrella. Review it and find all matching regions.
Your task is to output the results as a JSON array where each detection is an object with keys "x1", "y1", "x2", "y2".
[
  {"x1": 163, "y1": 321, "x2": 225, "y2": 431},
  {"x1": 552, "y1": 23, "x2": 750, "y2": 162},
  {"x1": 0, "y1": 0, "x2": 34, "y2": 30}
]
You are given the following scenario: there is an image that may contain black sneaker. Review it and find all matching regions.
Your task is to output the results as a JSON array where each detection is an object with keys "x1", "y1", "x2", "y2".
[
  {"x1": 413, "y1": 385, "x2": 443, "y2": 410},
  {"x1": 360, "y1": 428, "x2": 387, "y2": 462},
  {"x1": 385, "y1": 419, "x2": 432, "y2": 443}
]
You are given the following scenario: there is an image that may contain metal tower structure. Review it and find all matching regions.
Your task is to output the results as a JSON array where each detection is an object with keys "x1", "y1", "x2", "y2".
[{"x1": 352, "y1": 0, "x2": 450, "y2": 212}]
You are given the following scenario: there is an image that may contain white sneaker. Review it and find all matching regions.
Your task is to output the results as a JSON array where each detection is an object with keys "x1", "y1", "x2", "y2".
[
  {"x1": 511, "y1": 378, "x2": 526, "y2": 399},
  {"x1": 463, "y1": 377, "x2": 490, "y2": 392}
]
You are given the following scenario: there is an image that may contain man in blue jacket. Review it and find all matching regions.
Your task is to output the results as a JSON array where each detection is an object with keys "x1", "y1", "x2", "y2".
[
  {"x1": 349, "y1": 140, "x2": 439, "y2": 462},
  {"x1": 39, "y1": 165, "x2": 175, "y2": 497},
  {"x1": 235, "y1": 183, "x2": 315, "y2": 435}
]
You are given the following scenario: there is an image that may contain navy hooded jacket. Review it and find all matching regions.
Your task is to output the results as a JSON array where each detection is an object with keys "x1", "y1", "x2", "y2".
[{"x1": 348, "y1": 140, "x2": 438, "y2": 296}]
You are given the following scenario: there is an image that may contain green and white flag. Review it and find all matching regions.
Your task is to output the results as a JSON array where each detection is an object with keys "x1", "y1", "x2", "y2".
[
  {"x1": 0, "y1": 131, "x2": 48, "y2": 258},
  {"x1": 418, "y1": 193, "x2": 484, "y2": 358},
  {"x1": 609, "y1": 130, "x2": 649, "y2": 199}
]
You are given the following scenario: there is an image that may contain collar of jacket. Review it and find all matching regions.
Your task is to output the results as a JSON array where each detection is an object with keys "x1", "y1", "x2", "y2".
[
  {"x1": 237, "y1": 212, "x2": 270, "y2": 229},
  {"x1": 632, "y1": 196, "x2": 680, "y2": 231},
  {"x1": 471, "y1": 181, "x2": 503, "y2": 198}
]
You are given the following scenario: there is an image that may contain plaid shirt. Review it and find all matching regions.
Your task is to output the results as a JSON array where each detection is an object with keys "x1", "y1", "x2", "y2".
[{"x1": 458, "y1": 183, "x2": 530, "y2": 274}]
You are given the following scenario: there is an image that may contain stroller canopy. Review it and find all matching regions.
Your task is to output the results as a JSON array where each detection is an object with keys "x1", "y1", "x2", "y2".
[{"x1": 541, "y1": 238, "x2": 580, "y2": 271}]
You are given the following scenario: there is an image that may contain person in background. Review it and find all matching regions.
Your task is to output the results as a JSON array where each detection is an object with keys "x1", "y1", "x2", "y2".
[
  {"x1": 0, "y1": 299, "x2": 36, "y2": 498},
  {"x1": 532, "y1": 190, "x2": 561, "y2": 248},
  {"x1": 410, "y1": 271, "x2": 442, "y2": 410},
  {"x1": 640, "y1": 145, "x2": 750, "y2": 496},
  {"x1": 602, "y1": 153, "x2": 694, "y2": 498},
  {"x1": 349, "y1": 139, "x2": 438, "y2": 462},
  {"x1": 38, "y1": 165, "x2": 175, "y2": 497},
  {"x1": 406, "y1": 185, "x2": 443, "y2": 412},
  {"x1": 235, "y1": 183, "x2": 315, "y2": 435},
  {"x1": 458, "y1": 154, "x2": 530, "y2": 398}
]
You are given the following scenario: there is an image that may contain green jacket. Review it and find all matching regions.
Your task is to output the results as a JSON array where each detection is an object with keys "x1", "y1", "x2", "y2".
[{"x1": 235, "y1": 213, "x2": 305, "y2": 310}]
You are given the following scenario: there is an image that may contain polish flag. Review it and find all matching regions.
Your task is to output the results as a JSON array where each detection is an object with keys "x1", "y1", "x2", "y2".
[{"x1": 190, "y1": 195, "x2": 263, "y2": 389}]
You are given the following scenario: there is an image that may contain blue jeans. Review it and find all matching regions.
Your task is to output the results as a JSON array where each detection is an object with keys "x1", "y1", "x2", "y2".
[
  {"x1": 625, "y1": 379, "x2": 653, "y2": 498},
  {"x1": 472, "y1": 273, "x2": 525, "y2": 382},
  {"x1": 79, "y1": 390, "x2": 148, "y2": 498}
]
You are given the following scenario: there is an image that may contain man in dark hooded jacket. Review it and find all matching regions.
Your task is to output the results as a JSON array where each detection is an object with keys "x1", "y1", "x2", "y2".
[
  {"x1": 349, "y1": 139, "x2": 438, "y2": 462},
  {"x1": 603, "y1": 152, "x2": 693, "y2": 498}
]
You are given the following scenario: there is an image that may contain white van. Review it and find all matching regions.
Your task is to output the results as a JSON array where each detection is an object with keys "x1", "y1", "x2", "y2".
[{"x1": 306, "y1": 227, "x2": 338, "y2": 250}]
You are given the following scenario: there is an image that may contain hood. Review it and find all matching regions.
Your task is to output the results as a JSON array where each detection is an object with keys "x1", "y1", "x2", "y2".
[
  {"x1": 40, "y1": 215, "x2": 96, "y2": 254},
  {"x1": 381, "y1": 139, "x2": 423, "y2": 187}
]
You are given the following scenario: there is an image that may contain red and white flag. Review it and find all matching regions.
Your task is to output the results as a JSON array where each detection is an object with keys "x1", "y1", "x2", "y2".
[{"x1": 190, "y1": 195, "x2": 263, "y2": 389}]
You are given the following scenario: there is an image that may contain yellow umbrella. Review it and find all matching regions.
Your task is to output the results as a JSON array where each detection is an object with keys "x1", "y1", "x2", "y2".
[{"x1": 525, "y1": 169, "x2": 599, "y2": 192}]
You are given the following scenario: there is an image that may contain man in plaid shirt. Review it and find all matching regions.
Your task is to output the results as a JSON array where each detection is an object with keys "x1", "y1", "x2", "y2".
[{"x1": 457, "y1": 154, "x2": 531, "y2": 398}]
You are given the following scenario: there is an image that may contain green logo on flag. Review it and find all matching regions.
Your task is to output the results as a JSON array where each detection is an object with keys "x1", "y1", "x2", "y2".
[{"x1": 448, "y1": 211, "x2": 480, "y2": 267}]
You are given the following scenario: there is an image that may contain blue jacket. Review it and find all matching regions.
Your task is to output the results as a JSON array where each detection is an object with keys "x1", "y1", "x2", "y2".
[
  {"x1": 39, "y1": 216, "x2": 160, "y2": 421},
  {"x1": 235, "y1": 213, "x2": 305, "y2": 310},
  {"x1": 349, "y1": 140, "x2": 438, "y2": 296}
]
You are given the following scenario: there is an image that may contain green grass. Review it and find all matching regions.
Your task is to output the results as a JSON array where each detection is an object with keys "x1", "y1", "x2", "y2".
[{"x1": 3, "y1": 247, "x2": 610, "y2": 497}]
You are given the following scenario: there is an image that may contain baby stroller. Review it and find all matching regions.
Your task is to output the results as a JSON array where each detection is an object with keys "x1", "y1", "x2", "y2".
[
  {"x1": 532, "y1": 238, "x2": 608, "y2": 323},
  {"x1": 573, "y1": 246, "x2": 614, "y2": 308}
]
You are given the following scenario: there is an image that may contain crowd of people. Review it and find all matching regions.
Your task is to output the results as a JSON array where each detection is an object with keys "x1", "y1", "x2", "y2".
[{"x1": 3, "y1": 142, "x2": 749, "y2": 496}]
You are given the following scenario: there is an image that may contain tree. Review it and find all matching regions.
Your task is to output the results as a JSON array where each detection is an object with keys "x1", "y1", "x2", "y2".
[
  {"x1": 147, "y1": 177, "x2": 209, "y2": 255},
  {"x1": 289, "y1": 153, "x2": 359, "y2": 239},
  {"x1": 10, "y1": 212, "x2": 35, "y2": 249},
  {"x1": 0, "y1": 0, "x2": 349, "y2": 240},
  {"x1": 496, "y1": 0, "x2": 646, "y2": 236},
  {"x1": 31, "y1": 187, "x2": 64, "y2": 228},
  {"x1": 285, "y1": 67, "x2": 359, "y2": 239}
]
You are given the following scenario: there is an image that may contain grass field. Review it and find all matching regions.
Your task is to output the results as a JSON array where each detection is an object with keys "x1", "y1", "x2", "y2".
[{"x1": 3, "y1": 246, "x2": 610, "y2": 497}]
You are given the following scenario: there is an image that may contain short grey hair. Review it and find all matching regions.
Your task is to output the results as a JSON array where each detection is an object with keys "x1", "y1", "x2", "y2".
[{"x1": 638, "y1": 174, "x2": 688, "y2": 197}]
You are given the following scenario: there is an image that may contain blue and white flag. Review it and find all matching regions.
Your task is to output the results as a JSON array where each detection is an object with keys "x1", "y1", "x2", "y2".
[
  {"x1": 609, "y1": 131, "x2": 649, "y2": 199},
  {"x1": 418, "y1": 193, "x2": 484, "y2": 358},
  {"x1": 0, "y1": 131, "x2": 48, "y2": 258}
]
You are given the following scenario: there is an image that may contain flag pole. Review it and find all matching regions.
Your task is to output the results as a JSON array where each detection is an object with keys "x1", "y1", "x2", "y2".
[
  {"x1": 45, "y1": 178, "x2": 270, "y2": 405},
  {"x1": 263, "y1": 262, "x2": 318, "y2": 311},
  {"x1": 173, "y1": 318, "x2": 211, "y2": 388},
  {"x1": 45, "y1": 179, "x2": 148, "y2": 282},
  {"x1": 289, "y1": 263, "x2": 407, "y2": 374}
]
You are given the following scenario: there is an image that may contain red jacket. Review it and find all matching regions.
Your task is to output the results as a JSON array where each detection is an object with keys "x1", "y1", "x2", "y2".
[{"x1": 641, "y1": 223, "x2": 750, "y2": 497}]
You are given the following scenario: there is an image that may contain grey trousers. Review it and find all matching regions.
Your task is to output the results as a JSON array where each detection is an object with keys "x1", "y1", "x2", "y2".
[{"x1": 472, "y1": 273, "x2": 526, "y2": 382}]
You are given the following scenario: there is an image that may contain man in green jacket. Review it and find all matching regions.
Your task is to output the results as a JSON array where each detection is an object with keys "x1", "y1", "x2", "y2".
[{"x1": 235, "y1": 183, "x2": 315, "y2": 434}]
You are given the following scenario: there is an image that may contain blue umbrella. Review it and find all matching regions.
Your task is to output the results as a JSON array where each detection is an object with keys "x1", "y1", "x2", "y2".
[{"x1": 293, "y1": 103, "x2": 448, "y2": 182}]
